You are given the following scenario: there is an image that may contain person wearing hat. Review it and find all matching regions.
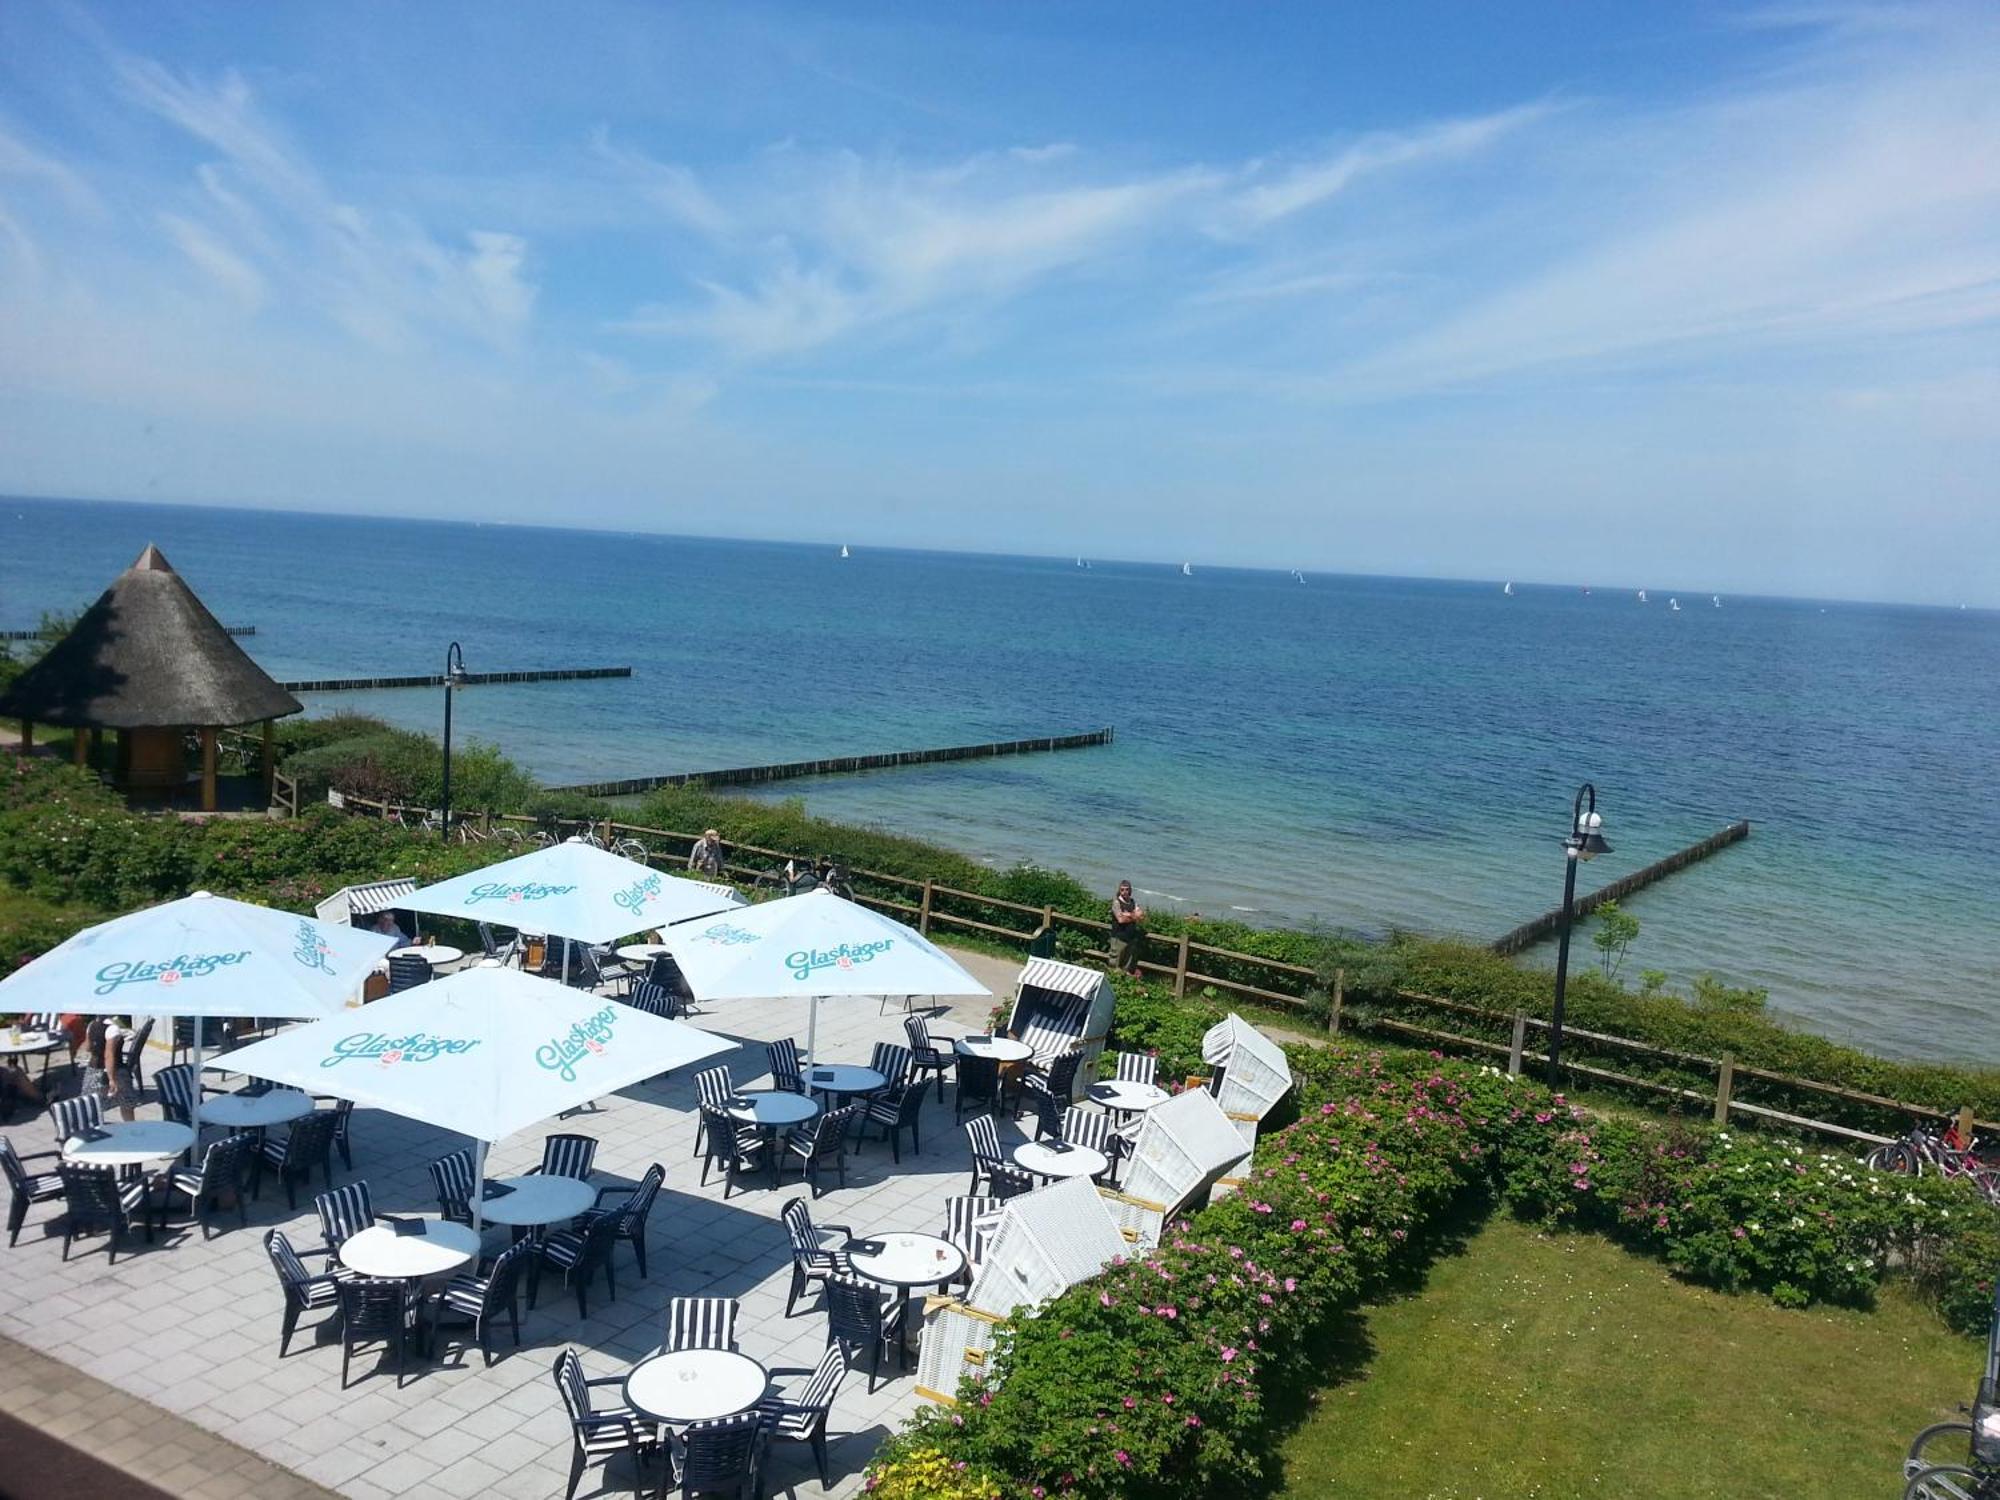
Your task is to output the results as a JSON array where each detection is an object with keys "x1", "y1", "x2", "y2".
[{"x1": 687, "y1": 828, "x2": 725, "y2": 877}]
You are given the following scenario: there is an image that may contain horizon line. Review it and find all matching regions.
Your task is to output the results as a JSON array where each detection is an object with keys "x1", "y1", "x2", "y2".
[{"x1": 2, "y1": 489, "x2": 1988, "y2": 616}]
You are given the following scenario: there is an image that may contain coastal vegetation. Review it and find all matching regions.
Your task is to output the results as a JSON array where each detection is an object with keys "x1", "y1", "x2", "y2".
[{"x1": 866, "y1": 1044, "x2": 1988, "y2": 1499}]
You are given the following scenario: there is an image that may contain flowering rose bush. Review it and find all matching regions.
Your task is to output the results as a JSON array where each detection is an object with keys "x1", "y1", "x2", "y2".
[{"x1": 871, "y1": 1045, "x2": 1997, "y2": 1498}]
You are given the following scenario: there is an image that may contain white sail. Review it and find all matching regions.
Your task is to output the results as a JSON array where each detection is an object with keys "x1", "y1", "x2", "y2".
[
  {"x1": 1712, "y1": 595, "x2": 1721, "y2": 608},
  {"x1": 1503, "y1": 581, "x2": 1514, "y2": 596},
  {"x1": 1181, "y1": 562, "x2": 1193, "y2": 577},
  {"x1": 1669, "y1": 596, "x2": 1681, "y2": 611},
  {"x1": 840, "y1": 544, "x2": 850, "y2": 559},
  {"x1": 1638, "y1": 589, "x2": 1648, "y2": 603}
]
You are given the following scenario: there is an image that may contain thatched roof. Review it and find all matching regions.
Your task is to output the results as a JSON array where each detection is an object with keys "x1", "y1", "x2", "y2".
[{"x1": 0, "y1": 545, "x2": 302, "y2": 730}]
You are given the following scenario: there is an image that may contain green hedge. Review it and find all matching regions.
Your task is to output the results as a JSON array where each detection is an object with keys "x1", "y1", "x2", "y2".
[{"x1": 868, "y1": 1045, "x2": 1993, "y2": 1499}]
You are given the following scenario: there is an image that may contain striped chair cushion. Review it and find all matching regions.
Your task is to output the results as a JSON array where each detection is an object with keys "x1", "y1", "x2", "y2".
[
  {"x1": 766, "y1": 1039, "x2": 803, "y2": 1092},
  {"x1": 964, "y1": 1114, "x2": 1002, "y2": 1165},
  {"x1": 540, "y1": 1228, "x2": 590, "y2": 1269},
  {"x1": 540, "y1": 1134, "x2": 597, "y2": 1180},
  {"x1": 50, "y1": 1095, "x2": 102, "y2": 1142},
  {"x1": 666, "y1": 1296, "x2": 738, "y2": 1352},
  {"x1": 1113, "y1": 1051, "x2": 1158, "y2": 1086},
  {"x1": 868, "y1": 1043, "x2": 913, "y2": 1089},
  {"x1": 315, "y1": 1181, "x2": 375, "y2": 1250},
  {"x1": 695, "y1": 1066, "x2": 735, "y2": 1110},
  {"x1": 626, "y1": 980, "x2": 673, "y2": 1019},
  {"x1": 1017, "y1": 1002, "x2": 1085, "y2": 1065}
]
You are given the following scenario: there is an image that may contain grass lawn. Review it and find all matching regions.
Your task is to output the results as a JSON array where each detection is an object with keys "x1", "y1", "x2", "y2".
[{"x1": 1280, "y1": 1215, "x2": 1976, "y2": 1499}]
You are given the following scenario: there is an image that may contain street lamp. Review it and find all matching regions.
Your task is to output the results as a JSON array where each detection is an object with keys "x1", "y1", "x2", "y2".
[
  {"x1": 440, "y1": 641, "x2": 466, "y2": 836},
  {"x1": 1547, "y1": 782, "x2": 1612, "y2": 1087}
]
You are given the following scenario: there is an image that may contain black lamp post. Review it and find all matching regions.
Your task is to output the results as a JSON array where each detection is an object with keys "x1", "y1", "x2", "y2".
[
  {"x1": 1547, "y1": 782, "x2": 1611, "y2": 1087},
  {"x1": 440, "y1": 641, "x2": 465, "y2": 836}
]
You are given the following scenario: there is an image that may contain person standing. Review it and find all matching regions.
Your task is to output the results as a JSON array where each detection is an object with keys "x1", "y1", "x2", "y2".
[
  {"x1": 688, "y1": 828, "x2": 725, "y2": 877},
  {"x1": 1108, "y1": 881, "x2": 1146, "y2": 978},
  {"x1": 82, "y1": 1015, "x2": 138, "y2": 1121}
]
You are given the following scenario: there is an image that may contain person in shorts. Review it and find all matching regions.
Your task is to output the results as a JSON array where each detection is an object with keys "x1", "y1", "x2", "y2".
[
  {"x1": 688, "y1": 829, "x2": 725, "y2": 877},
  {"x1": 1108, "y1": 881, "x2": 1146, "y2": 977}
]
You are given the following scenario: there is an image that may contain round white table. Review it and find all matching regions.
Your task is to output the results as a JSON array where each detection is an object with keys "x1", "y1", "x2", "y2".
[
  {"x1": 805, "y1": 1064, "x2": 887, "y2": 1098},
  {"x1": 726, "y1": 1090, "x2": 820, "y2": 1128},
  {"x1": 954, "y1": 1035, "x2": 1033, "y2": 1063},
  {"x1": 201, "y1": 1089, "x2": 315, "y2": 1129},
  {"x1": 1087, "y1": 1080, "x2": 1170, "y2": 1115},
  {"x1": 625, "y1": 1349, "x2": 768, "y2": 1425},
  {"x1": 338, "y1": 1218, "x2": 481, "y2": 1279},
  {"x1": 615, "y1": 943, "x2": 674, "y2": 963},
  {"x1": 847, "y1": 1231, "x2": 967, "y2": 1294},
  {"x1": 0, "y1": 1030, "x2": 63, "y2": 1059},
  {"x1": 1015, "y1": 1139, "x2": 1109, "y2": 1181},
  {"x1": 388, "y1": 944, "x2": 464, "y2": 969},
  {"x1": 478, "y1": 1174, "x2": 595, "y2": 1229},
  {"x1": 63, "y1": 1120, "x2": 194, "y2": 1167}
]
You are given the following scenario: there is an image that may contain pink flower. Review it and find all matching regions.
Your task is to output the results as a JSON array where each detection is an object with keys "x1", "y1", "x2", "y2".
[
  {"x1": 1220, "y1": 1346, "x2": 1239, "y2": 1363},
  {"x1": 1115, "y1": 1451, "x2": 1131, "y2": 1467},
  {"x1": 1290, "y1": 1218, "x2": 1307, "y2": 1231},
  {"x1": 1122, "y1": 1397, "x2": 1135, "y2": 1409},
  {"x1": 1186, "y1": 1414, "x2": 1203, "y2": 1427}
]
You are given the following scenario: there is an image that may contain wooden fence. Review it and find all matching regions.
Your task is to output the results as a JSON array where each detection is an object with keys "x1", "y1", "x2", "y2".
[{"x1": 322, "y1": 790, "x2": 1991, "y2": 1150}]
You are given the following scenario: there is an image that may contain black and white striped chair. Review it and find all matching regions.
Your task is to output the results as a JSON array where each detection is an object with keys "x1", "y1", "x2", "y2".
[
  {"x1": 49, "y1": 1093, "x2": 102, "y2": 1149},
  {"x1": 963, "y1": 1114, "x2": 1005, "y2": 1196},
  {"x1": 780, "y1": 1196, "x2": 853, "y2": 1316},
  {"x1": 674, "y1": 1412, "x2": 766, "y2": 1500},
  {"x1": 55, "y1": 1163, "x2": 150, "y2": 1262},
  {"x1": 159, "y1": 1131, "x2": 257, "y2": 1237},
  {"x1": 263, "y1": 1228, "x2": 340, "y2": 1356},
  {"x1": 625, "y1": 979, "x2": 678, "y2": 1021},
  {"x1": 693, "y1": 1067, "x2": 735, "y2": 1158},
  {"x1": 1112, "y1": 1050, "x2": 1159, "y2": 1088},
  {"x1": 988, "y1": 1160, "x2": 1036, "y2": 1201},
  {"x1": 782, "y1": 1105, "x2": 855, "y2": 1198},
  {"x1": 766, "y1": 1038, "x2": 804, "y2": 1095},
  {"x1": 858, "y1": 1080, "x2": 926, "y2": 1162},
  {"x1": 386, "y1": 953, "x2": 432, "y2": 993},
  {"x1": 432, "y1": 1237, "x2": 533, "y2": 1367},
  {"x1": 536, "y1": 1132, "x2": 598, "y2": 1182},
  {"x1": 664, "y1": 1295, "x2": 739, "y2": 1353},
  {"x1": 336, "y1": 1276, "x2": 419, "y2": 1390},
  {"x1": 258, "y1": 1110, "x2": 339, "y2": 1208},
  {"x1": 579, "y1": 1162, "x2": 665, "y2": 1278},
  {"x1": 553, "y1": 1348, "x2": 662, "y2": 1500},
  {"x1": 154, "y1": 1063, "x2": 197, "y2": 1127},
  {"x1": 3, "y1": 1134, "x2": 66, "y2": 1248},
  {"x1": 1061, "y1": 1107, "x2": 1118, "y2": 1186},
  {"x1": 698, "y1": 1106, "x2": 766, "y2": 1199},
  {"x1": 754, "y1": 1345, "x2": 849, "y2": 1488},
  {"x1": 867, "y1": 1042, "x2": 913, "y2": 1093},
  {"x1": 823, "y1": 1274, "x2": 906, "y2": 1393},
  {"x1": 429, "y1": 1149, "x2": 477, "y2": 1225},
  {"x1": 1021, "y1": 1047, "x2": 1085, "y2": 1122},
  {"x1": 530, "y1": 1210, "x2": 624, "y2": 1319},
  {"x1": 903, "y1": 1014, "x2": 955, "y2": 1102},
  {"x1": 315, "y1": 1180, "x2": 377, "y2": 1265},
  {"x1": 941, "y1": 1195, "x2": 1001, "y2": 1286}
]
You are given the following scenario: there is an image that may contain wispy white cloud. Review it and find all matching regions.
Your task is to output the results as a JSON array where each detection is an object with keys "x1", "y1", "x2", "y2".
[{"x1": 159, "y1": 211, "x2": 266, "y2": 311}]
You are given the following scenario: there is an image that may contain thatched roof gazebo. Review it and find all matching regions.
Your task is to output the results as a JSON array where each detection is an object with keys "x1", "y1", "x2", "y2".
[{"x1": 0, "y1": 544, "x2": 301, "y2": 810}]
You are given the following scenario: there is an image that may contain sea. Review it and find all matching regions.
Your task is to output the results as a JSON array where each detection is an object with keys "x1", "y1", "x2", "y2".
[{"x1": 3, "y1": 496, "x2": 1995, "y2": 1065}]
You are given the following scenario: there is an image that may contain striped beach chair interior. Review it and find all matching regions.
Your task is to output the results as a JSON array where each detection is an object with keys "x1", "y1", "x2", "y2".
[
  {"x1": 1018, "y1": 1000, "x2": 1087, "y2": 1068},
  {"x1": 665, "y1": 1295, "x2": 739, "y2": 1353}
]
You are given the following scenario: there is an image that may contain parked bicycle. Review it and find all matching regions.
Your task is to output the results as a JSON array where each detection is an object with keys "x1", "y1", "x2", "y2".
[
  {"x1": 1867, "y1": 1124, "x2": 2000, "y2": 1205},
  {"x1": 1903, "y1": 1280, "x2": 2000, "y2": 1498}
]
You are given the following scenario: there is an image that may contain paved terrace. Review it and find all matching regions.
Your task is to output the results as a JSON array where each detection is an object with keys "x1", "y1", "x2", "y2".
[{"x1": 0, "y1": 950, "x2": 1023, "y2": 1500}]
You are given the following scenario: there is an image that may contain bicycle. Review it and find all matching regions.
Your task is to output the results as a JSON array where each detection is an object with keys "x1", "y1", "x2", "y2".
[
  {"x1": 1902, "y1": 1282, "x2": 2000, "y2": 1499},
  {"x1": 1868, "y1": 1125, "x2": 2000, "y2": 1206}
]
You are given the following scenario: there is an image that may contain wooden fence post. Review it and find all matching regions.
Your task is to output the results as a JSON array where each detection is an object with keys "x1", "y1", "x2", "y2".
[
  {"x1": 1958, "y1": 1105, "x2": 1976, "y2": 1145},
  {"x1": 1508, "y1": 1012, "x2": 1527, "y2": 1077},
  {"x1": 919, "y1": 880, "x2": 934, "y2": 936},
  {"x1": 1042, "y1": 906, "x2": 1055, "y2": 951},
  {"x1": 1714, "y1": 1053, "x2": 1735, "y2": 1125},
  {"x1": 1329, "y1": 969, "x2": 1344, "y2": 1035},
  {"x1": 479, "y1": 807, "x2": 492, "y2": 836},
  {"x1": 1174, "y1": 933, "x2": 1191, "y2": 999},
  {"x1": 601, "y1": 815, "x2": 614, "y2": 846}
]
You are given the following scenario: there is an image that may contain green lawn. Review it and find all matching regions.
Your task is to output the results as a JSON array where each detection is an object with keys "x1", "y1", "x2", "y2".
[{"x1": 1280, "y1": 1215, "x2": 1976, "y2": 1499}]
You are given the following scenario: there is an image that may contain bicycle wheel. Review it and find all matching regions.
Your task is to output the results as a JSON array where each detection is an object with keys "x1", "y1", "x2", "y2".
[
  {"x1": 1904, "y1": 1464, "x2": 1987, "y2": 1500},
  {"x1": 1870, "y1": 1143, "x2": 1921, "y2": 1175},
  {"x1": 1907, "y1": 1424, "x2": 1975, "y2": 1476}
]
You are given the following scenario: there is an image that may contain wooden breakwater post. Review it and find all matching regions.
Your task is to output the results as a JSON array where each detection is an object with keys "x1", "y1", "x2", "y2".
[
  {"x1": 551, "y1": 727, "x2": 1115, "y2": 798},
  {"x1": 1489, "y1": 819, "x2": 1751, "y2": 956},
  {"x1": 279, "y1": 666, "x2": 632, "y2": 692},
  {"x1": 7, "y1": 625, "x2": 252, "y2": 638}
]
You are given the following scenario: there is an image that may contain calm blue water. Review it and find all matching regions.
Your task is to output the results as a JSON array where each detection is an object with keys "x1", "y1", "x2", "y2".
[{"x1": 4, "y1": 496, "x2": 1996, "y2": 1064}]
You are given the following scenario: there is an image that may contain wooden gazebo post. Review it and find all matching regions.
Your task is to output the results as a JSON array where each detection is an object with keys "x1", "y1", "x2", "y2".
[
  {"x1": 260, "y1": 721, "x2": 276, "y2": 802},
  {"x1": 199, "y1": 728, "x2": 218, "y2": 812}
]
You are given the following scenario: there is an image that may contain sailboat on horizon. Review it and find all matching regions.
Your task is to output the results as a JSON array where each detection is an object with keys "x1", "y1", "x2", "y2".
[
  {"x1": 1713, "y1": 595, "x2": 1721, "y2": 608},
  {"x1": 1638, "y1": 589, "x2": 1649, "y2": 603},
  {"x1": 839, "y1": 544, "x2": 850, "y2": 559},
  {"x1": 1181, "y1": 562, "x2": 1194, "y2": 578},
  {"x1": 1503, "y1": 581, "x2": 1514, "y2": 596},
  {"x1": 1670, "y1": 596, "x2": 1681, "y2": 612},
  {"x1": 1292, "y1": 569, "x2": 1305, "y2": 584}
]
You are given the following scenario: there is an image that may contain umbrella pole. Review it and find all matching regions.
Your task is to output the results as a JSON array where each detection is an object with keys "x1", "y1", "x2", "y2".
[
  {"x1": 805, "y1": 995, "x2": 820, "y2": 1068},
  {"x1": 190, "y1": 1022, "x2": 204, "y2": 1147},
  {"x1": 472, "y1": 1138, "x2": 488, "y2": 1235},
  {"x1": 563, "y1": 936, "x2": 571, "y2": 987}
]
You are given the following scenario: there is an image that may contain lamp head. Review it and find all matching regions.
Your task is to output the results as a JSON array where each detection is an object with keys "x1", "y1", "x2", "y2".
[{"x1": 1574, "y1": 809, "x2": 1611, "y2": 860}]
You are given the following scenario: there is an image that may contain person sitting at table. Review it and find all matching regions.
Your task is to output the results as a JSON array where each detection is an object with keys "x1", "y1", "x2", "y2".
[
  {"x1": 0, "y1": 1061, "x2": 43, "y2": 1111},
  {"x1": 372, "y1": 910, "x2": 411, "y2": 947}
]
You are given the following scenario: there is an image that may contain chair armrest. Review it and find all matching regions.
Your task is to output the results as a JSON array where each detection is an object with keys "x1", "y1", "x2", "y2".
[
  {"x1": 522, "y1": 1165, "x2": 545, "y2": 1176},
  {"x1": 15, "y1": 1145, "x2": 61, "y2": 1163},
  {"x1": 819, "y1": 1222, "x2": 855, "y2": 1237},
  {"x1": 582, "y1": 1375, "x2": 629, "y2": 1389},
  {"x1": 591, "y1": 1184, "x2": 631, "y2": 1206},
  {"x1": 763, "y1": 1365, "x2": 814, "y2": 1380}
]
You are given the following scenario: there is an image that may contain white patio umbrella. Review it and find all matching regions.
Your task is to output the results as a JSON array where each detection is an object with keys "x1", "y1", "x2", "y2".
[
  {"x1": 0, "y1": 891, "x2": 394, "y2": 1139},
  {"x1": 400, "y1": 839, "x2": 743, "y2": 980},
  {"x1": 204, "y1": 960, "x2": 734, "y2": 1226},
  {"x1": 666, "y1": 888, "x2": 990, "y2": 1062}
]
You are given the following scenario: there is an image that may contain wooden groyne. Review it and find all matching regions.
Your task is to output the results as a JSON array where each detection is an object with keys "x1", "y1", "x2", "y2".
[
  {"x1": 280, "y1": 666, "x2": 632, "y2": 692},
  {"x1": 553, "y1": 727, "x2": 1115, "y2": 797},
  {"x1": 1490, "y1": 820, "x2": 1751, "y2": 955},
  {"x1": 4, "y1": 628, "x2": 254, "y2": 640}
]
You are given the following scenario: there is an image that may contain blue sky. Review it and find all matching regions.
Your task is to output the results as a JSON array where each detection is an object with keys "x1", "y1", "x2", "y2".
[{"x1": 0, "y1": 3, "x2": 1996, "y2": 603}]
